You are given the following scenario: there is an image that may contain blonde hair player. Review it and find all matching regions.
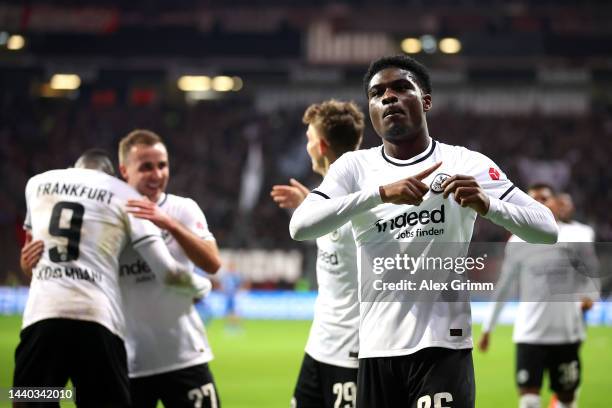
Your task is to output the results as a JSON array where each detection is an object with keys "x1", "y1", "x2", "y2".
[
  {"x1": 118, "y1": 129, "x2": 222, "y2": 408},
  {"x1": 271, "y1": 99, "x2": 364, "y2": 408}
]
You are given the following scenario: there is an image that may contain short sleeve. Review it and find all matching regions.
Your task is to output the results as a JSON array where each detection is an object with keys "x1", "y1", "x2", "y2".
[
  {"x1": 23, "y1": 178, "x2": 33, "y2": 230},
  {"x1": 462, "y1": 149, "x2": 516, "y2": 202},
  {"x1": 312, "y1": 152, "x2": 357, "y2": 199},
  {"x1": 180, "y1": 198, "x2": 215, "y2": 241}
]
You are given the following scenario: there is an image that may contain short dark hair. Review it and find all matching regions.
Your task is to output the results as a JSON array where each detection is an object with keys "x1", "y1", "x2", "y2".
[
  {"x1": 302, "y1": 99, "x2": 365, "y2": 156},
  {"x1": 363, "y1": 55, "x2": 432, "y2": 97},
  {"x1": 528, "y1": 182, "x2": 555, "y2": 194},
  {"x1": 74, "y1": 148, "x2": 116, "y2": 176}
]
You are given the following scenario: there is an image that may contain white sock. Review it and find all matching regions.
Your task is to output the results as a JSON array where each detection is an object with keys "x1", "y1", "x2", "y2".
[
  {"x1": 556, "y1": 401, "x2": 577, "y2": 408},
  {"x1": 519, "y1": 394, "x2": 541, "y2": 408}
]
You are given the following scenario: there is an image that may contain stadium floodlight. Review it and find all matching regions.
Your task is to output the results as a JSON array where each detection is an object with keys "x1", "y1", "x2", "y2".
[
  {"x1": 50, "y1": 74, "x2": 81, "y2": 90},
  {"x1": 212, "y1": 76, "x2": 234, "y2": 92},
  {"x1": 439, "y1": 37, "x2": 462, "y2": 54},
  {"x1": 232, "y1": 76, "x2": 243, "y2": 91},
  {"x1": 7, "y1": 34, "x2": 25, "y2": 50},
  {"x1": 401, "y1": 38, "x2": 422, "y2": 54},
  {"x1": 420, "y1": 35, "x2": 437, "y2": 54},
  {"x1": 177, "y1": 76, "x2": 211, "y2": 92}
]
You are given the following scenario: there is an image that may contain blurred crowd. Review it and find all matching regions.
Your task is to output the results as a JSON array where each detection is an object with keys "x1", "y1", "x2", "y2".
[{"x1": 1, "y1": 91, "x2": 611, "y2": 283}]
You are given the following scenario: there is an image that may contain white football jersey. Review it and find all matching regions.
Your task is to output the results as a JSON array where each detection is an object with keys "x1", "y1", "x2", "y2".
[
  {"x1": 119, "y1": 193, "x2": 215, "y2": 377},
  {"x1": 559, "y1": 220, "x2": 595, "y2": 243},
  {"x1": 314, "y1": 138, "x2": 517, "y2": 358},
  {"x1": 305, "y1": 223, "x2": 359, "y2": 368},
  {"x1": 493, "y1": 221, "x2": 596, "y2": 344},
  {"x1": 23, "y1": 168, "x2": 161, "y2": 338}
]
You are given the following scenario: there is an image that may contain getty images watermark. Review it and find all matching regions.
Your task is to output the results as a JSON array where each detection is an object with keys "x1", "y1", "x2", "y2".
[
  {"x1": 359, "y1": 242, "x2": 607, "y2": 303},
  {"x1": 371, "y1": 253, "x2": 492, "y2": 292}
]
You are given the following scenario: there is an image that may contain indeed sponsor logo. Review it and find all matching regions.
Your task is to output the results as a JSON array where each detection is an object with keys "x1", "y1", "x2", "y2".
[
  {"x1": 375, "y1": 205, "x2": 445, "y2": 233},
  {"x1": 120, "y1": 259, "x2": 152, "y2": 277},
  {"x1": 318, "y1": 249, "x2": 339, "y2": 266}
]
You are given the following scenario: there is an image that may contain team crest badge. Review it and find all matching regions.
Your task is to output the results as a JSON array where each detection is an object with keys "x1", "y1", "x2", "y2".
[{"x1": 430, "y1": 173, "x2": 450, "y2": 194}]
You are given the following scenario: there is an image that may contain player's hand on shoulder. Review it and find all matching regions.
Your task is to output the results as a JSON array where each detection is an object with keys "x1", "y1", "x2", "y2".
[
  {"x1": 441, "y1": 175, "x2": 490, "y2": 216},
  {"x1": 379, "y1": 162, "x2": 442, "y2": 205},
  {"x1": 20, "y1": 239, "x2": 44, "y2": 274},
  {"x1": 127, "y1": 198, "x2": 174, "y2": 230},
  {"x1": 270, "y1": 178, "x2": 310, "y2": 209}
]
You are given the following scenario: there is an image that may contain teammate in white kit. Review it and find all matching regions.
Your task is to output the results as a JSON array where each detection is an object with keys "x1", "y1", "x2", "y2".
[
  {"x1": 15, "y1": 149, "x2": 200, "y2": 407},
  {"x1": 117, "y1": 129, "x2": 222, "y2": 408},
  {"x1": 479, "y1": 186, "x2": 598, "y2": 408},
  {"x1": 289, "y1": 55, "x2": 558, "y2": 407},
  {"x1": 271, "y1": 100, "x2": 365, "y2": 408}
]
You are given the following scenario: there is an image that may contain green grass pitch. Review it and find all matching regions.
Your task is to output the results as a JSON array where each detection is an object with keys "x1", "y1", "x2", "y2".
[{"x1": 0, "y1": 315, "x2": 609, "y2": 407}]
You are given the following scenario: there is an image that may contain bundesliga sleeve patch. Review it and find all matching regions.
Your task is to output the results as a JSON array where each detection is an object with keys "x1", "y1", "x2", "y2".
[{"x1": 488, "y1": 167, "x2": 500, "y2": 180}]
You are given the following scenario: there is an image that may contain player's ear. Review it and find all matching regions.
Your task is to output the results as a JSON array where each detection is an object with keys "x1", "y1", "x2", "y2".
[
  {"x1": 318, "y1": 137, "x2": 329, "y2": 156},
  {"x1": 422, "y1": 94, "x2": 432, "y2": 112},
  {"x1": 118, "y1": 164, "x2": 129, "y2": 180}
]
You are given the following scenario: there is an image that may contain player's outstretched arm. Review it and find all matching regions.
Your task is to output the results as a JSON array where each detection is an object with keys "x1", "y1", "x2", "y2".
[
  {"x1": 290, "y1": 187, "x2": 381, "y2": 241},
  {"x1": 270, "y1": 178, "x2": 309, "y2": 209},
  {"x1": 134, "y1": 238, "x2": 200, "y2": 294},
  {"x1": 127, "y1": 199, "x2": 221, "y2": 274},
  {"x1": 289, "y1": 162, "x2": 441, "y2": 241},
  {"x1": 484, "y1": 189, "x2": 557, "y2": 244}
]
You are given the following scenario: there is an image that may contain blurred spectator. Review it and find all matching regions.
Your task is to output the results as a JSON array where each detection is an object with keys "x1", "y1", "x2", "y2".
[{"x1": 2, "y1": 91, "x2": 611, "y2": 283}]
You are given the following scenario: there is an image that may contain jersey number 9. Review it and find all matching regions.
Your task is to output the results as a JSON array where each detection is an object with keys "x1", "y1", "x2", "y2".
[{"x1": 48, "y1": 201, "x2": 85, "y2": 262}]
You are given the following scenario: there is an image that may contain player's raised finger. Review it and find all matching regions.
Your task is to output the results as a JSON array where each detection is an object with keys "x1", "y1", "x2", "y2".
[
  {"x1": 414, "y1": 162, "x2": 442, "y2": 181},
  {"x1": 289, "y1": 178, "x2": 309, "y2": 192}
]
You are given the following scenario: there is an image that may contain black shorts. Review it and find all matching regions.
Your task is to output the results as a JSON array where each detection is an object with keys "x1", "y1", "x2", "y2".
[
  {"x1": 292, "y1": 353, "x2": 358, "y2": 408},
  {"x1": 13, "y1": 318, "x2": 130, "y2": 408},
  {"x1": 516, "y1": 342, "x2": 581, "y2": 393},
  {"x1": 358, "y1": 348, "x2": 475, "y2": 408},
  {"x1": 130, "y1": 363, "x2": 220, "y2": 408}
]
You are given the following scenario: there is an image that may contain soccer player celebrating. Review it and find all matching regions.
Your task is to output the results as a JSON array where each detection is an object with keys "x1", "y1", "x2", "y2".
[
  {"x1": 16, "y1": 149, "x2": 201, "y2": 407},
  {"x1": 479, "y1": 185, "x2": 598, "y2": 408},
  {"x1": 556, "y1": 192, "x2": 595, "y2": 242},
  {"x1": 271, "y1": 100, "x2": 365, "y2": 408},
  {"x1": 289, "y1": 55, "x2": 558, "y2": 407},
  {"x1": 117, "y1": 129, "x2": 222, "y2": 408}
]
